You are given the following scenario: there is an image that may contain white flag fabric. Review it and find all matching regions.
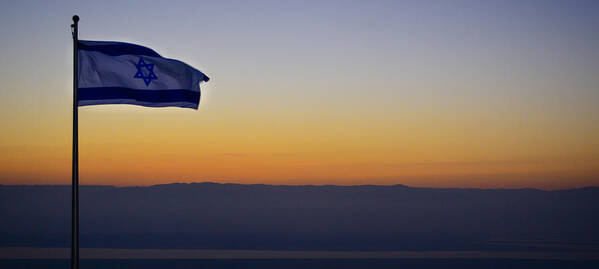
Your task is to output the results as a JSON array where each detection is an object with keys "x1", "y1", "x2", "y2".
[{"x1": 77, "y1": 40, "x2": 209, "y2": 109}]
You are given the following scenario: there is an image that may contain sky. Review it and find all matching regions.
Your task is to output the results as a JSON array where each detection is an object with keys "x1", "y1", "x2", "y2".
[{"x1": 0, "y1": 0, "x2": 598, "y2": 189}]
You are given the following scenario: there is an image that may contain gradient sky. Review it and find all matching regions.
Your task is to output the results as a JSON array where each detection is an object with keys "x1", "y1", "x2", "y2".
[{"x1": 1, "y1": 0, "x2": 598, "y2": 189}]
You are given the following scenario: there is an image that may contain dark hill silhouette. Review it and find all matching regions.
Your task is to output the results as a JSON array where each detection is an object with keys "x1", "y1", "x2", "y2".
[{"x1": 1, "y1": 183, "x2": 598, "y2": 251}]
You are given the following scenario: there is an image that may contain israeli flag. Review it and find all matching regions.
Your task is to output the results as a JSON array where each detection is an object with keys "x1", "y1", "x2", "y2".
[{"x1": 77, "y1": 40, "x2": 209, "y2": 109}]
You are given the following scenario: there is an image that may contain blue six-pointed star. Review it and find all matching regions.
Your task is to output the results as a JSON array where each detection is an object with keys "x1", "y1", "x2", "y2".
[{"x1": 133, "y1": 57, "x2": 157, "y2": 86}]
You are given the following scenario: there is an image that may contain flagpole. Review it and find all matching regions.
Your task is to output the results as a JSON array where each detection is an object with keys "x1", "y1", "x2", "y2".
[{"x1": 70, "y1": 15, "x2": 80, "y2": 269}]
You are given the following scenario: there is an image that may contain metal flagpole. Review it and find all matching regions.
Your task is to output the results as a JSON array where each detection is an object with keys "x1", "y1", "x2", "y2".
[{"x1": 70, "y1": 15, "x2": 80, "y2": 269}]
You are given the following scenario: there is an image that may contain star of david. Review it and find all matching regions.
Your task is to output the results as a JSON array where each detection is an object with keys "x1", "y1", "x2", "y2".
[{"x1": 133, "y1": 57, "x2": 157, "y2": 86}]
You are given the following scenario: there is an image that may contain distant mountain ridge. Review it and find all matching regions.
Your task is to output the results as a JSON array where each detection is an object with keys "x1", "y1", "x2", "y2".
[
  {"x1": 5, "y1": 181, "x2": 599, "y2": 190},
  {"x1": 1, "y1": 182, "x2": 598, "y2": 251}
]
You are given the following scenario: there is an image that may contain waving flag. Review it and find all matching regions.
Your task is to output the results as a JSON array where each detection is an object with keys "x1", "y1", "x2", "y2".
[{"x1": 77, "y1": 40, "x2": 209, "y2": 109}]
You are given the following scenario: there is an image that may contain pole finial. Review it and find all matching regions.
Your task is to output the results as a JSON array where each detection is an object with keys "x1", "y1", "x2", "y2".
[{"x1": 72, "y1": 15, "x2": 79, "y2": 23}]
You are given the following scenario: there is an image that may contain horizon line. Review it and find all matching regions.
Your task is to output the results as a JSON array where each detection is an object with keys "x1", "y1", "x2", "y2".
[{"x1": 1, "y1": 181, "x2": 598, "y2": 191}]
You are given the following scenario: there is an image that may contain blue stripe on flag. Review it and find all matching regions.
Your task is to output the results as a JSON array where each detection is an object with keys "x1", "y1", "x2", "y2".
[
  {"x1": 78, "y1": 87, "x2": 200, "y2": 107},
  {"x1": 78, "y1": 41, "x2": 161, "y2": 57}
]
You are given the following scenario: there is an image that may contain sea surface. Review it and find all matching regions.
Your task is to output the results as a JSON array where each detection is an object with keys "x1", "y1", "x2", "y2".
[
  {"x1": 2, "y1": 259, "x2": 599, "y2": 269},
  {"x1": 2, "y1": 248, "x2": 598, "y2": 268}
]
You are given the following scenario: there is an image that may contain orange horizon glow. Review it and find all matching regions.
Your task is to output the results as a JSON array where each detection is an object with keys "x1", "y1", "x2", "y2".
[{"x1": 1, "y1": 103, "x2": 597, "y2": 190}]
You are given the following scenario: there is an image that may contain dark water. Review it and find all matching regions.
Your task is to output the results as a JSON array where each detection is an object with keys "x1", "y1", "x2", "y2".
[{"x1": 2, "y1": 259, "x2": 599, "y2": 269}]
